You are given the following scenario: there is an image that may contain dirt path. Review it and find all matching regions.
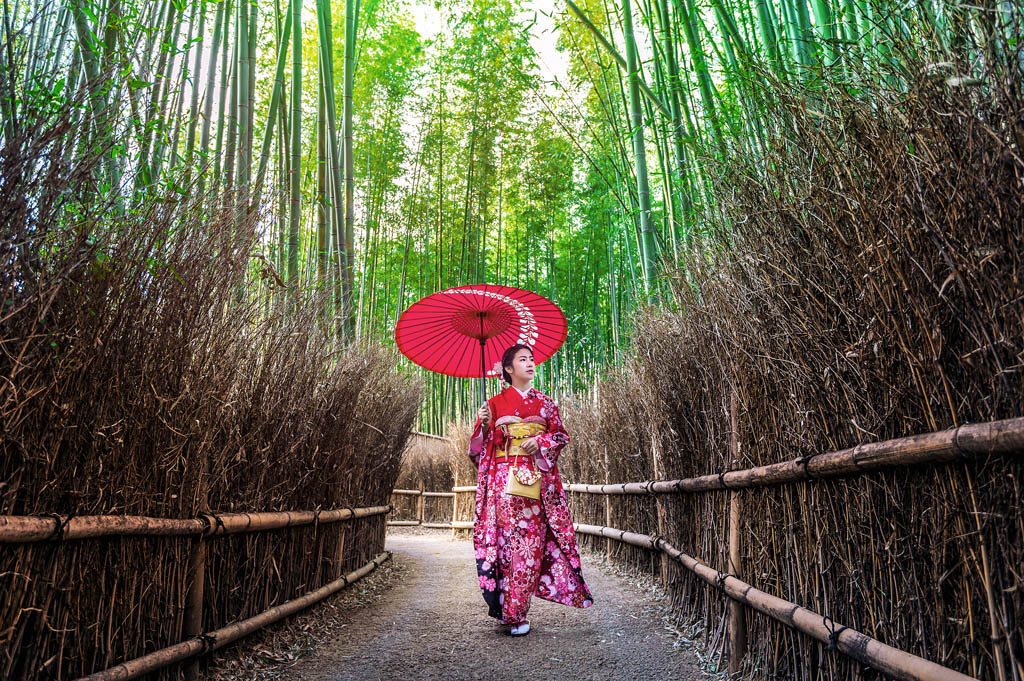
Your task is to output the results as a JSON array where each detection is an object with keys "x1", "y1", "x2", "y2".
[{"x1": 275, "y1": 532, "x2": 705, "y2": 681}]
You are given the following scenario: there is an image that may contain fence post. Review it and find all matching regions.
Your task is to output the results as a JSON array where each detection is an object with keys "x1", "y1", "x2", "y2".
[
  {"x1": 727, "y1": 387, "x2": 747, "y2": 675},
  {"x1": 650, "y1": 437, "x2": 669, "y2": 585},
  {"x1": 337, "y1": 525, "x2": 347, "y2": 577},
  {"x1": 604, "y1": 495, "x2": 612, "y2": 561},
  {"x1": 183, "y1": 461, "x2": 209, "y2": 681},
  {"x1": 416, "y1": 480, "x2": 425, "y2": 525},
  {"x1": 450, "y1": 486, "x2": 458, "y2": 539},
  {"x1": 603, "y1": 445, "x2": 613, "y2": 561}
]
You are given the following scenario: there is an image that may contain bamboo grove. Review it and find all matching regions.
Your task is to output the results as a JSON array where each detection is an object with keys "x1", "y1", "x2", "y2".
[{"x1": 2, "y1": 0, "x2": 1020, "y2": 432}]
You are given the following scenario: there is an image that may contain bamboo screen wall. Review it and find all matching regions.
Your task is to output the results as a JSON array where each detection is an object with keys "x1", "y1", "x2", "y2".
[
  {"x1": 559, "y1": 404, "x2": 1022, "y2": 681},
  {"x1": 2, "y1": 353, "x2": 422, "y2": 681}
]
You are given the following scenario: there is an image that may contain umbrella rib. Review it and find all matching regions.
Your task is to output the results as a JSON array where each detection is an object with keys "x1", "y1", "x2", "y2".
[
  {"x1": 402, "y1": 298, "x2": 472, "y2": 312},
  {"x1": 491, "y1": 328, "x2": 519, "y2": 362},
  {"x1": 399, "y1": 324, "x2": 473, "y2": 360},
  {"x1": 396, "y1": 316, "x2": 464, "y2": 332},
  {"x1": 397, "y1": 314, "x2": 469, "y2": 354},
  {"x1": 450, "y1": 328, "x2": 478, "y2": 377}
]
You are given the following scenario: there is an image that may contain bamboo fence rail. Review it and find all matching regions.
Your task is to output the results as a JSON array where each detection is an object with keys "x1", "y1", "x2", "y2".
[
  {"x1": 409, "y1": 431, "x2": 453, "y2": 442},
  {"x1": 386, "y1": 486, "x2": 472, "y2": 531},
  {"x1": 572, "y1": 524, "x2": 974, "y2": 681},
  {"x1": 2, "y1": 504, "x2": 391, "y2": 679},
  {"x1": 562, "y1": 416, "x2": 1024, "y2": 679},
  {"x1": 0, "y1": 506, "x2": 392, "y2": 543},
  {"x1": 76, "y1": 552, "x2": 391, "y2": 681},
  {"x1": 562, "y1": 417, "x2": 1024, "y2": 494},
  {"x1": 404, "y1": 415, "x2": 1022, "y2": 678}
]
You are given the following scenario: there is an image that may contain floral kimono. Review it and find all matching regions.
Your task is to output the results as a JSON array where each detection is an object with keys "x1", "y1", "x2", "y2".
[{"x1": 469, "y1": 385, "x2": 593, "y2": 625}]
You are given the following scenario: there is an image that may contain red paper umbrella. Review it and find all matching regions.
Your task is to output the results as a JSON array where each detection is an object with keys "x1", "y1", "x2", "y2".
[{"x1": 394, "y1": 284, "x2": 567, "y2": 380}]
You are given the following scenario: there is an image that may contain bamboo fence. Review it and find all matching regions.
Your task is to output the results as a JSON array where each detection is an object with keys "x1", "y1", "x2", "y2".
[
  {"x1": 415, "y1": 415, "x2": 1022, "y2": 680},
  {"x1": 387, "y1": 486, "x2": 472, "y2": 530},
  {"x1": 562, "y1": 415, "x2": 1024, "y2": 679},
  {"x1": 1, "y1": 504, "x2": 391, "y2": 680}
]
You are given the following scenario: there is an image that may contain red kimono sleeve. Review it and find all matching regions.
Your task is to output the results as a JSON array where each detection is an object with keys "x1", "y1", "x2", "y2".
[
  {"x1": 469, "y1": 417, "x2": 487, "y2": 470},
  {"x1": 533, "y1": 398, "x2": 569, "y2": 472}
]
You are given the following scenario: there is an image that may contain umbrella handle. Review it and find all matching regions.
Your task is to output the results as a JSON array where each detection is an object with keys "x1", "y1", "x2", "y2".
[{"x1": 478, "y1": 337, "x2": 486, "y2": 407}]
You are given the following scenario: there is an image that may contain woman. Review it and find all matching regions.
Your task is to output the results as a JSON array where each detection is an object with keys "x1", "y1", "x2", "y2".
[{"x1": 469, "y1": 343, "x2": 593, "y2": 636}]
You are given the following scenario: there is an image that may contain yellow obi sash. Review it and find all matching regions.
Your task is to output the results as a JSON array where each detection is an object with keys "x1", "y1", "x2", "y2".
[
  {"x1": 496, "y1": 421, "x2": 547, "y2": 461},
  {"x1": 496, "y1": 420, "x2": 545, "y2": 499}
]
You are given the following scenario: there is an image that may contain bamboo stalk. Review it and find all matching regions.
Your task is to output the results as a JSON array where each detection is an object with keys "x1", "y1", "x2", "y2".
[
  {"x1": 391, "y1": 489, "x2": 423, "y2": 495},
  {"x1": 0, "y1": 506, "x2": 391, "y2": 543},
  {"x1": 727, "y1": 386, "x2": 746, "y2": 674},
  {"x1": 727, "y1": 490, "x2": 745, "y2": 673},
  {"x1": 452, "y1": 485, "x2": 478, "y2": 493},
  {"x1": 563, "y1": 417, "x2": 1024, "y2": 494},
  {"x1": 75, "y1": 552, "x2": 391, "y2": 681},
  {"x1": 564, "y1": 0, "x2": 671, "y2": 119},
  {"x1": 573, "y1": 523, "x2": 977, "y2": 681},
  {"x1": 183, "y1": 457, "x2": 210, "y2": 681},
  {"x1": 386, "y1": 520, "x2": 421, "y2": 526},
  {"x1": 422, "y1": 492, "x2": 455, "y2": 498}
]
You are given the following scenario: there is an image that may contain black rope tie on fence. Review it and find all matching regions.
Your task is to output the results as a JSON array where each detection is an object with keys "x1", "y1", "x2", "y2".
[
  {"x1": 715, "y1": 571, "x2": 735, "y2": 592},
  {"x1": 643, "y1": 480, "x2": 658, "y2": 495},
  {"x1": 204, "y1": 512, "x2": 226, "y2": 536},
  {"x1": 45, "y1": 513, "x2": 73, "y2": 541},
  {"x1": 795, "y1": 445, "x2": 818, "y2": 479},
  {"x1": 951, "y1": 423, "x2": 970, "y2": 458},
  {"x1": 718, "y1": 472, "x2": 730, "y2": 490},
  {"x1": 823, "y1": 616, "x2": 848, "y2": 651},
  {"x1": 796, "y1": 455, "x2": 815, "y2": 479},
  {"x1": 195, "y1": 633, "x2": 217, "y2": 655},
  {"x1": 673, "y1": 479, "x2": 683, "y2": 492},
  {"x1": 313, "y1": 508, "x2": 322, "y2": 533}
]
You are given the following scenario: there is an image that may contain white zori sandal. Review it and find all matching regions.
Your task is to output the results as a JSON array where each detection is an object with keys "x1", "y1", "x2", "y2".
[{"x1": 510, "y1": 622, "x2": 531, "y2": 636}]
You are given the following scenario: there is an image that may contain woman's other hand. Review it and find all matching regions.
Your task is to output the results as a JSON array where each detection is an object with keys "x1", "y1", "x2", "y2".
[
  {"x1": 478, "y1": 403, "x2": 491, "y2": 429},
  {"x1": 520, "y1": 437, "x2": 539, "y2": 456}
]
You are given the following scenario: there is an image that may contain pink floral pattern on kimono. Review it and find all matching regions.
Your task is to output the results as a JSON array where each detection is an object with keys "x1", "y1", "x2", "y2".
[{"x1": 469, "y1": 385, "x2": 593, "y2": 623}]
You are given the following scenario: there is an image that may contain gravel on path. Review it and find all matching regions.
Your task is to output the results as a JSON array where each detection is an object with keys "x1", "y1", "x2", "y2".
[{"x1": 274, "y1": 533, "x2": 705, "y2": 681}]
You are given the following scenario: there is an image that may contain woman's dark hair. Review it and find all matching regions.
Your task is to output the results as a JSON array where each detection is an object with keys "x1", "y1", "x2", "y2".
[{"x1": 500, "y1": 344, "x2": 533, "y2": 384}]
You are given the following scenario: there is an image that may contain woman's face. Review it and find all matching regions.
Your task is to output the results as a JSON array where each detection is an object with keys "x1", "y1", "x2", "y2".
[{"x1": 506, "y1": 348, "x2": 535, "y2": 383}]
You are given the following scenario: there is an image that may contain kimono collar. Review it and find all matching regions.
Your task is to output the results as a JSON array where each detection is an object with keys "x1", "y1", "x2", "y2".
[{"x1": 505, "y1": 384, "x2": 535, "y2": 399}]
